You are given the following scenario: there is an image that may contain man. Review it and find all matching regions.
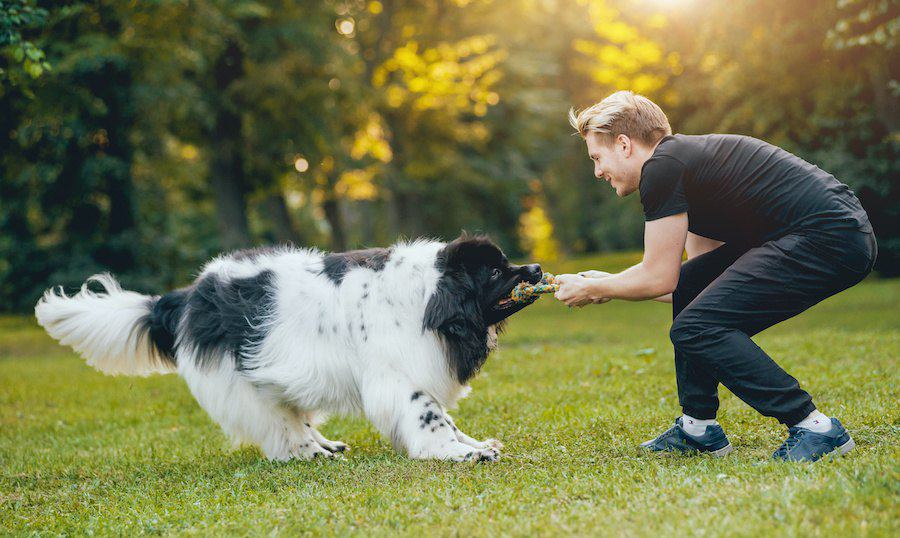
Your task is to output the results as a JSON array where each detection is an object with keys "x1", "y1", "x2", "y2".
[{"x1": 555, "y1": 91, "x2": 876, "y2": 462}]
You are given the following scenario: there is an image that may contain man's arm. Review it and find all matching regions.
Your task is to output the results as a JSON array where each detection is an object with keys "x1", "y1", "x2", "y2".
[
  {"x1": 555, "y1": 213, "x2": 688, "y2": 305},
  {"x1": 652, "y1": 232, "x2": 724, "y2": 303}
]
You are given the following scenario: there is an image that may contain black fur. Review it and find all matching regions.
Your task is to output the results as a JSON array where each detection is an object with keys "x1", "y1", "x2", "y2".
[
  {"x1": 424, "y1": 237, "x2": 498, "y2": 383},
  {"x1": 424, "y1": 235, "x2": 542, "y2": 383},
  {"x1": 419, "y1": 409, "x2": 441, "y2": 429},
  {"x1": 181, "y1": 271, "x2": 275, "y2": 370},
  {"x1": 321, "y1": 248, "x2": 391, "y2": 285},
  {"x1": 137, "y1": 289, "x2": 189, "y2": 365}
]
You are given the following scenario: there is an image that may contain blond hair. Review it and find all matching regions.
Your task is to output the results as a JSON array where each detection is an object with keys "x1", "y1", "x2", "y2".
[{"x1": 568, "y1": 91, "x2": 671, "y2": 146}]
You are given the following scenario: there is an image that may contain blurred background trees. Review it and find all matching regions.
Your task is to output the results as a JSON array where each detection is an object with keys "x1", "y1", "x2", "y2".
[{"x1": 1, "y1": 0, "x2": 897, "y2": 311}]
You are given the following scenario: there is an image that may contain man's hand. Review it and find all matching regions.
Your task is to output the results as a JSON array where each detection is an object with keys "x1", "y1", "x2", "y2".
[
  {"x1": 577, "y1": 270, "x2": 612, "y2": 279},
  {"x1": 554, "y1": 274, "x2": 611, "y2": 308}
]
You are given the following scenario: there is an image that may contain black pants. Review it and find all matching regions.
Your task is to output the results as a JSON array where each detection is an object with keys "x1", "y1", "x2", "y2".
[{"x1": 672, "y1": 227, "x2": 877, "y2": 425}]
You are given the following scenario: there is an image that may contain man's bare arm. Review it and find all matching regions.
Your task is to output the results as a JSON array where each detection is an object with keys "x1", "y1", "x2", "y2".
[{"x1": 586, "y1": 213, "x2": 688, "y2": 301}]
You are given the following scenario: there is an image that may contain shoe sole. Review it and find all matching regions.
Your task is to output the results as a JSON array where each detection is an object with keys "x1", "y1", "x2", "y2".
[
  {"x1": 776, "y1": 436, "x2": 856, "y2": 462},
  {"x1": 819, "y1": 436, "x2": 856, "y2": 461},
  {"x1": 640, "y1": 443, "x2": 734, "y2": 457},
  {"x1": 835, "y1": 436, "x2": 855, "y2": 457}
]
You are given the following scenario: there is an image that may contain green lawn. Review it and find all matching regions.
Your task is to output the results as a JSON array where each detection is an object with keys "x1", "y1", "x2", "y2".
[{"x1": 2, "y1": 253, "x2": 898, "y2": 536}]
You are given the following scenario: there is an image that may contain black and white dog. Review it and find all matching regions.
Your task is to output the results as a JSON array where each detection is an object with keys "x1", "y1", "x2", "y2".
[{"x1": 35, "y1": 235, "x2": 542, "y2": 462}]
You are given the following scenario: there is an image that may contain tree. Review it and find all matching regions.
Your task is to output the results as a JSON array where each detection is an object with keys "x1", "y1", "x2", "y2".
[
  {"x1": 0, "y1": 0, "x2": 51, "y2": 87},
  {"x1": 0, "y1": 1, "x2": 150, "y2": 310},
  {"x1": 658, "y1": 0, "x2": 898, "y2": 274}
]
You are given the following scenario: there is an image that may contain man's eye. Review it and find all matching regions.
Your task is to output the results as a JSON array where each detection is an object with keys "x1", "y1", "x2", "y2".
[{"x1": 491, "y1": 268, "x2": 503, "y2": 279}]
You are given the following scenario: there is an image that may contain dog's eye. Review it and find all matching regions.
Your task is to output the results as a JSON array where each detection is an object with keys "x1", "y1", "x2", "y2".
[{"x1": 491, "y1": 268, "x2": 502, "y2": 279}]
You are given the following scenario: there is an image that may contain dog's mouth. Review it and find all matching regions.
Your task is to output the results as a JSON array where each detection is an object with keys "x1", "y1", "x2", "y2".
[{"x1": 485, "y1": 272, "x2": 542, "y2": 325}]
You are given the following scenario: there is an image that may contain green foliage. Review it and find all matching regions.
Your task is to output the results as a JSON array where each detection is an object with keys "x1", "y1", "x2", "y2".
[
  {"x1": 656, "y1": 0, "x2": 899, "y2": 274},
  {"x1": 0, "y1": 0, "x2": 51, "y2": 85},
  {"x1": 828, "y1": 0, "x2": 899, "y2": 50},
  {"x1": 1, "y1": 262, "x2": 898, "y2": 534},
  {"x1": 0, "y1": 2, "x2": 152, "y2": 310}
]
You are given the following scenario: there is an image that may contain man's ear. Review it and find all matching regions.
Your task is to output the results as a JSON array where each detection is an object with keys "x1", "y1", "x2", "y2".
[{"x1": 617, "y1": 134, "x2": 632, "y2": 157}]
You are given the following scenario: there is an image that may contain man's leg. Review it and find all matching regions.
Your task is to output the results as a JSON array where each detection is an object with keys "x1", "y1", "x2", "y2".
[
  {"x1": 672, "y1": 243, "x2": 749, "y2": 420},
  {"x1": 640, "y1": 243, "x2": 749, "y2": 455},
  {"x1": 670, "y1": 229, "x2": 875, "y2": 425}
]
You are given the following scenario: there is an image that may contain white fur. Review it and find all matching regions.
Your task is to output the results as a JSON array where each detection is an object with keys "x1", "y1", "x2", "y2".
[
  {"x1": 34, "y1": 274, "x2": 172, "y2": 376},
  {"x1": 34, "y1": 240, "x2": 502, "y2": 462}
]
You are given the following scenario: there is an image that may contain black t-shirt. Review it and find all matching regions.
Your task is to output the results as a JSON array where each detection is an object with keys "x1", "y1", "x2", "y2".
[{"x1": 639, "y1": 134, "x2": 871, "y2": 245}]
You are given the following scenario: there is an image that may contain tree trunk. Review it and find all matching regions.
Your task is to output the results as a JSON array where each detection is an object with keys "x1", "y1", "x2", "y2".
[
  {"x1": 263, "y1": 193, "x2": 303, "y2": 245},
  {"x1": 392, "y1": 188, "x2": 424, "y2": 238},
  {"x1": 100, "y1": 61, "x2": 138, "y2": 272},
  {"x1": 323, "y1": 196, "x2": 347, "y2": 251},
  {"x1": 210, "y1": 38, "x2": 251, "y2": 251},
  {"x1": 382, "y1": 109, "x2": 424, "y2": 238}
]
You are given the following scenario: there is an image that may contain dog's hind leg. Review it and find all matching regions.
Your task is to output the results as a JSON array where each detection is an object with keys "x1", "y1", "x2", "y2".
[
  {"x1": 282, "y1": 417, "x2": 340, "y2": 460},
  {"x1": 309, "y1": 427, "x2": 349, "y2": 454},
  {"x1": 361, "y1": 376, "x2": 500, "y2": 462},
  {"x1": 180, "y1": 358, "x2": 334, "y2": 461},
  {"x1": 287, "y1": 410, "x2": 349, "y2": 454}
]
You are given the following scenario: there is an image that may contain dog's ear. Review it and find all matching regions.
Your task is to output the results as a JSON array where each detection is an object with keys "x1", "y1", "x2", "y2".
[
  {"x1": 425, "y1": 236, "x2": 488, "y2": 334},
  {"x1": 423, "y1": 270, "x2": 489, "y2": 383},
  {"x1": 423, "y1": 272, "x2": 481, "y2": 336}
]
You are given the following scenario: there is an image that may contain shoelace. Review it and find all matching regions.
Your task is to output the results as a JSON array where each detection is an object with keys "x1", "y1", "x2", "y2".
[
  {"x1": 774, "y1": 429, "x2": 806, "y2": 457},
  {"x1": 655, "y1": 424, "x2": 681, "y2": 443}
]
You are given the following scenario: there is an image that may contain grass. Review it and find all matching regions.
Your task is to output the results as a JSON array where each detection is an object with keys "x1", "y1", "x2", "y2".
[{"x1": 2, "y1": 252, "x2": 898, "y2": 536}]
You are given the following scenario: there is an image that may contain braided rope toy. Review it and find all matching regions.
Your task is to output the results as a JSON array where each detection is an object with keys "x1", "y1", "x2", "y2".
[{"x1": 510, "y1": 273, "x2": 559, "y2": 303}]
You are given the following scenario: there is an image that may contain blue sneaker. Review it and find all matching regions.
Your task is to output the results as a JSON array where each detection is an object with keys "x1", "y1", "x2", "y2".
[
  {"x1": 640, "y1": 417, "x2": 733, "y2": 457},
  {"x1": 773, "y1": 417, "x2": 855, "y2": 462}
]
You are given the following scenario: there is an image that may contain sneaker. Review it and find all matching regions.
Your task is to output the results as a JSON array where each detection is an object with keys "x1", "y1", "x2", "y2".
[
  {"x1": 640, "y1": 417, "x2": 733, "y2": 457},
  {"x1": 773, "y1": 417, "x2": 855, "y2": 462}
]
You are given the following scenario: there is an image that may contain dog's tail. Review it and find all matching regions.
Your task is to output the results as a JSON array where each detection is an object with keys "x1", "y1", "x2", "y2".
[{"x1": 34, "y1": 273, "x2": 185, "y2": 376}]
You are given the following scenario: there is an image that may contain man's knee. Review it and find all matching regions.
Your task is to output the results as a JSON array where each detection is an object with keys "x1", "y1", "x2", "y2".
[{"x1": 670, "y1": 314, "x2": 708, "y2": 351}]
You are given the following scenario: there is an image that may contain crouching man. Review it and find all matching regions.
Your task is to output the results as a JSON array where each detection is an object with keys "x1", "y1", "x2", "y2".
[{"x1": 555, "y1": 91, "x2": 876, "y2": 462}]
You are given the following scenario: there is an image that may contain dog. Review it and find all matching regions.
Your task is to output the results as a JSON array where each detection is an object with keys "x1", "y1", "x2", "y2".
[{"x1": 34, "y1": 235, "x2": 542, "y2": 462}]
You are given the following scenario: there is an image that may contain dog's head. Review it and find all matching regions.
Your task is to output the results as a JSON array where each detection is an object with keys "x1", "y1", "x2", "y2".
[{"x1": 424, "y1": 234, "x2": 542, "y2": 382}]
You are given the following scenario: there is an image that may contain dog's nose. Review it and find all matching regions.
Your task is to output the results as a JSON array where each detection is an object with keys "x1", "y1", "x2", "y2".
[{"x1": 524, "y1": 263, "x2": 542, "y2": 283}]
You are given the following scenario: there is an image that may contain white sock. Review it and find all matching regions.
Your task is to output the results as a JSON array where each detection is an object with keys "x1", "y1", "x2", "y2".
[
  {"x1": 681, "y1": 414, "x2": 718, "y2": 437},
  {"x1": 793, "y1": 410, "x2": 831, "y2": 433}
]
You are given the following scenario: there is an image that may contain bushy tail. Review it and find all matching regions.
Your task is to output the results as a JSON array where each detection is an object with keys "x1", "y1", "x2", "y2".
[{"x1": 34, "y1": 274, "x2": 181, "y2": 376}]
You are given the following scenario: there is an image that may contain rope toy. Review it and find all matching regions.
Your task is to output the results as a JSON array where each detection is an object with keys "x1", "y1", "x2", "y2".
[{"x1": 510, "y1": 273, "x2": 559, "y2": 303}]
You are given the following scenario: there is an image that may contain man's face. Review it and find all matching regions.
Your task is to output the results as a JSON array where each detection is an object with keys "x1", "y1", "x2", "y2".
[{"x1": 585, "y1": 132, "x2": 640, "y2": 197}]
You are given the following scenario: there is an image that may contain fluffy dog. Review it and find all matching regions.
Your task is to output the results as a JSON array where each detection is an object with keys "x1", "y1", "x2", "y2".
[{"x1": 35, "y1": 235, "x2": 542, "y2": 462}]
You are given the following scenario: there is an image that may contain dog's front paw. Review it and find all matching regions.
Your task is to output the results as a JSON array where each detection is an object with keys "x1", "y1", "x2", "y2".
[
  {"x1": 328, "y1": 441, "x2": 350, "y2": 453},
  {"x1": 289, "y1": 441, "x2": 340, "y2": 461},
  {"x1": 460, "y1": 446, "x2": 501, "y2": 463},
  {"x1": 319, "y1": 440, "x2": 350, "y2": 454},
  {"x1": 482, "y1": 438, "x2": 503, "y2": 450}
]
